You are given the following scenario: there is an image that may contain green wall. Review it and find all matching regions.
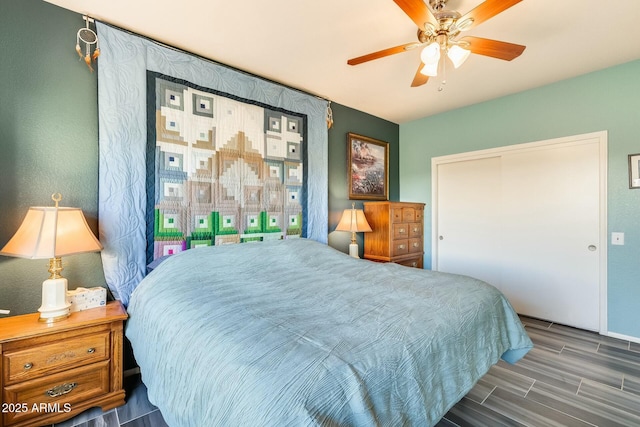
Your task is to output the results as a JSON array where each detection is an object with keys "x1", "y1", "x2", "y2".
[
  {"x1": 0, "y1": 0, "x2": 399, "y2": 315},
  {"x1": 0, "y1": 0, "x2": 106, "y2": 316},
  {"x1": 327, "y1": 103, "x2": 400, "y2": 257},
  {"x1": 399, "y1": 60, "x2": 640, "y2": 339}
]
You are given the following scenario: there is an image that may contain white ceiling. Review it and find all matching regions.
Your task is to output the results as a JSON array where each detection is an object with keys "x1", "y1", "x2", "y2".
[{"x1": 45, "y1": 0, "x2": 640, "y2": 124}]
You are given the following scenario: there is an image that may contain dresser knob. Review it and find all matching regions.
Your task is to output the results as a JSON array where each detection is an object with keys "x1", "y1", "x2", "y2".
[
  {"x1": 24, "y1": 362, "x2": 33, "y2": 370},
  {"x1": 398, "y1": 245, "x2": 405, "y2": 249},
  {"x1": 87, "y1": 347, "x2": 96, "y2": 354},
  {"x1": 399, "y1": 228, "x2": 405, "y2": 233}
]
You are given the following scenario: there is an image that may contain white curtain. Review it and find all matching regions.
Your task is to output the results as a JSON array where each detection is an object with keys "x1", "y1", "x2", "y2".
[{"x1": 96, "y1": 23, "x2": 328, "y2": 305}]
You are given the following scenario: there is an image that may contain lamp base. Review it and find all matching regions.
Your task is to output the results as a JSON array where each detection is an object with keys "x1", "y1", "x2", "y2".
[
  {"x1": 348, "y1": 243, "x2": 360, "y2": 258},
  {"x1": 38, "y1": 277, "x2": 71, "y2": 323}
]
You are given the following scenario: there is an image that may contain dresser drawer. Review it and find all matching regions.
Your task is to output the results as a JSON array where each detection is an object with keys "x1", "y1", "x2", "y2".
[
  {"x1": 408, "y1": 238, "x2": 423, "y2": 253},
  {"x1": 391, "y1": 208, "x2": 403, "y2": 223},
  {"x1": 392, "y1": 223, "x2": 409, "y2": 239},
  {"x1": 2, "y1": 360, "x2": 110, "y2": 426},
  {"x1": 402, "y1": 208, "x2": 416, "y2": 223},
  {"x1": 396, "y1": 256, "x2": 423, "y2": 269},
  {"x1": 409, "y1": 223, "x2": 422, "y2": 238},
  {"x1": 4, "y1": 331, "x2": 110, "y2": 384},
  {"x1": 391, "y1": 239, "x2": 410, "y2": 256}
]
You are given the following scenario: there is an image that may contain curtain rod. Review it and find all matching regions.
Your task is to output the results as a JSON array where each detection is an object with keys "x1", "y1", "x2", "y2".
[{"x1": 94, "y1": 19, "x2": 331, "y2": 104}]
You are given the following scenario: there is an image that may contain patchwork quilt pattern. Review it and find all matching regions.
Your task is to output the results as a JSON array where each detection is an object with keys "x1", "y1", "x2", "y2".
[{"x1": 147, "y1": 74, "x2": 306, "y2": 261}]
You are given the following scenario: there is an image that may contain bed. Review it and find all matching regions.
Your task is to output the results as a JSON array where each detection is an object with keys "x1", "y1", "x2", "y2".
[{"x1": 125, "y1": 238, "x2": 532, "y2": 426}]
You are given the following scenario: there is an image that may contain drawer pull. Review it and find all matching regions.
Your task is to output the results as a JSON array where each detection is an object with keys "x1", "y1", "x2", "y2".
[
  {"x1": 398, "y1": 244, "x2": 405, "y2": 249},
  {"x1": 413, "y1": 227, "x2": 419, "y2": 233},
  {"x1": 87, "y1": 347, "x2": 96, "y2": 354},
  {"x1": 413, "y1": 242, "x2": 419, "y2": 247},
  {"x1": 399, "y1": 228, "x2": 405, "y2": 233},
  {"x1": 24, "y1": 362, "x2": 33, "y2": 370},
  {"x1": 46, "y1": 382, "x2": 77, "y2": 398},
  {"x1": 411, "y1": 262, "x2": 418, "y2": 267}
]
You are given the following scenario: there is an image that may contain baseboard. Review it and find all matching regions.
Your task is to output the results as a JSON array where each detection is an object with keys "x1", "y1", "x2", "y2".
[{"x1": 606, "y1": 331, "x2": 640, "y2": 344}]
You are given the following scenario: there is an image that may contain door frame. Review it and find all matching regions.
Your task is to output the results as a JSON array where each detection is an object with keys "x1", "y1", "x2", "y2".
[{"x1": 431, "y1": 131, "x2": 608, "y2": 334}]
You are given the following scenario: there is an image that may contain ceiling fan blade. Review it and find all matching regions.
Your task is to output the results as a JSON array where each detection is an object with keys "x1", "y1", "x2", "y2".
[
  {"x1": 411, "y1": 63, "x2": 430, "y2": 87},
  {"x1": 460, "y1": 36, "x2": 525, "y2": 61},
  {"x1": 394, "y1": 0, "x2": 438, "y2": 31},
  {"x1": 459, "y1": 0, "x2": 523, "y2": 31},
  {"x1": 347, "y1": 42, "x2": 420, "y2": 66}
]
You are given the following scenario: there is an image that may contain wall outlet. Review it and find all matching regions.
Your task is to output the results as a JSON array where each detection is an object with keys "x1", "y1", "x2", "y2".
[{"x1": 611, "y1": 232, "x2": 625, "y2": 245}]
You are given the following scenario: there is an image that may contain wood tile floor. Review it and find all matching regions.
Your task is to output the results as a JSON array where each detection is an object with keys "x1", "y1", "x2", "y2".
[
  {"x1": 437, "y1": 316, "x2": 640, "y2": 427},
  {"x1": 51, "y1": 315, "x2": 640, "y2": 427}
]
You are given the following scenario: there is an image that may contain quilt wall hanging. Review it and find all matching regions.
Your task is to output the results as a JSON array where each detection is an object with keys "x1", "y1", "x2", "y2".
[
  {"x1": 96, "y1": 22, "x2": 328, "y2": 305},
  {"x1": 147, "y1": 73, "x2": 306, "y2": 262}
]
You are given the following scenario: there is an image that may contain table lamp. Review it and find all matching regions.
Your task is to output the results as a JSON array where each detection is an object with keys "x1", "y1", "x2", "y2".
[
  {"x1": 0, "y1": 193, "x2": 103, "y2": 323},
  {"x1": 335, "y1": 203, "x2": 372, "y2": 258}
]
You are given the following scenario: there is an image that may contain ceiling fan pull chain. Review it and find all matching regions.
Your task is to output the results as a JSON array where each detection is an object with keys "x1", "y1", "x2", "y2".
[{"x1": 438, "y1": 56, "x2": 447, "y2": 92}]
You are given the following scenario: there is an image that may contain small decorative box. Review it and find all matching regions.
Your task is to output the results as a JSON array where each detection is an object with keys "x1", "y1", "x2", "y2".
[{"x1": 67, "y1": 287, "x2": 107, "y2": 312}]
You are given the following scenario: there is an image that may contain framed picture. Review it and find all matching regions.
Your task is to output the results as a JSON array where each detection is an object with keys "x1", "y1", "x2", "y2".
[
  {"x1": 629, "y1": 153, "x2": 640, "y2": 189},
  {"x1": 347, "y1": 133, "x2": 389, "y2": 200}
]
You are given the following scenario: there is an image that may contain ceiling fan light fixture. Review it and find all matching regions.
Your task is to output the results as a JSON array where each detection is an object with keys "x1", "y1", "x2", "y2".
[
  {"x1": 420, "y1": 61, "x2": 439, "y2": 77},
  {"x1": 447, "y1": 44, "x2": 470, "y2": 68},
  {"x1": 346, "y1": 0, "x2": 527, "y2": 88},
  {"x1": 420, "y1": 42, "x2": 440, "y2": 65}
]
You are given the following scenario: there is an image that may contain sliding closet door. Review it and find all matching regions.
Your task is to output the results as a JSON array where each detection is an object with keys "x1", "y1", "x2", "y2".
[
  {"x1": 500, "y1": 140, "x2": 601, "y2": 330},
  {"x1": 435, "y1": 156, "x2": 503, "y2": 291},
  {"x1": 433, "y1": 133, "x2": 606, "y2": 332}
]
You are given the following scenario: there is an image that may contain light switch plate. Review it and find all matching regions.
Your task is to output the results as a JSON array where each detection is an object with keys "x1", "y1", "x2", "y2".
[{"x1": 611, "y1": 232, "x2": 624, "y2": 245}]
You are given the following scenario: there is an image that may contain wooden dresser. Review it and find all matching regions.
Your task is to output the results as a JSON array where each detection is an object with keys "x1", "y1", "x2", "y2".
[
  {"x1": 0, "y1": 301, "x2": 127, "y2": 427},
  {"x1": 363, "y1": 201, "x2": 425, "y2": 268}
]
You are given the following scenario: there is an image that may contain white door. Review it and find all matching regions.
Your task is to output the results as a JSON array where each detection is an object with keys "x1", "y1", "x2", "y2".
[
  {"x1": 436, "y1": 156, "x2": 503, "y2": 291},
  {"x1": 433, "y1": 133, "x2": 606, "y2": 331}
]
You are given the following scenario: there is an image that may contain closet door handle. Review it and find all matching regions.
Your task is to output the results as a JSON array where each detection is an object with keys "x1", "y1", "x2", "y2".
[
  {"x1": 439, "y1": 236, "x2": 444, "y2": 241},
  {"x1": 588, "y1": 245, "x2": 597, "y2": 251}
]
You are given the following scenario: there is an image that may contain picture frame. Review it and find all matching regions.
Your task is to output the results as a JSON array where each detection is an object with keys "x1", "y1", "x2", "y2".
[
  {"x1": 629, "y1": 153, "x2": 640, "y2": 189},
  {"x1": 347, "y1": 132, "x2": 389, "y2": 200}
]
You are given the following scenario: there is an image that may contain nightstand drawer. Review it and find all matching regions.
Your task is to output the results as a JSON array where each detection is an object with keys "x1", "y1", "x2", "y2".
[
  {"x1": 2, "y1": 360, "x2": 110, "y2": 426},
  {"x1": 4, "y1": 331, "x2": 109, "y2": 384}
]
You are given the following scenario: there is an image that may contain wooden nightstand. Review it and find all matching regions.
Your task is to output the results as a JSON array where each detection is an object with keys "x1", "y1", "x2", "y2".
[{"x1": 0, "y1": 301, "x2": 127, "y2": 427}]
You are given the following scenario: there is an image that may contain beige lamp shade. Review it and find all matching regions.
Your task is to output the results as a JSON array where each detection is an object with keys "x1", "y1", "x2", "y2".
[
  {"x1": 0, "y1": 206, "x2": 103, "y2": 259},
  {"x1": 0, "y1": 197, "x2": 103, "y2": 323},
  {"x1": 335, "y1": 208, "x2": 372, "y2": 233},
  {"x1": 335, "y1": 204, "x2": 371, "y2": 258}
]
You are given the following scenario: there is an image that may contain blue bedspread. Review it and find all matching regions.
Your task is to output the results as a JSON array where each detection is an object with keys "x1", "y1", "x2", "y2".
[{"x1": 126, "y1": 239, "x2": 532, "y2": 426}]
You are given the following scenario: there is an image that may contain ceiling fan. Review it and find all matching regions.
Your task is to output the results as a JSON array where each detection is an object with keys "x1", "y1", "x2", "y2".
[{"x1": 347, "y1": 0, "x2": 526, "y2": 87}]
